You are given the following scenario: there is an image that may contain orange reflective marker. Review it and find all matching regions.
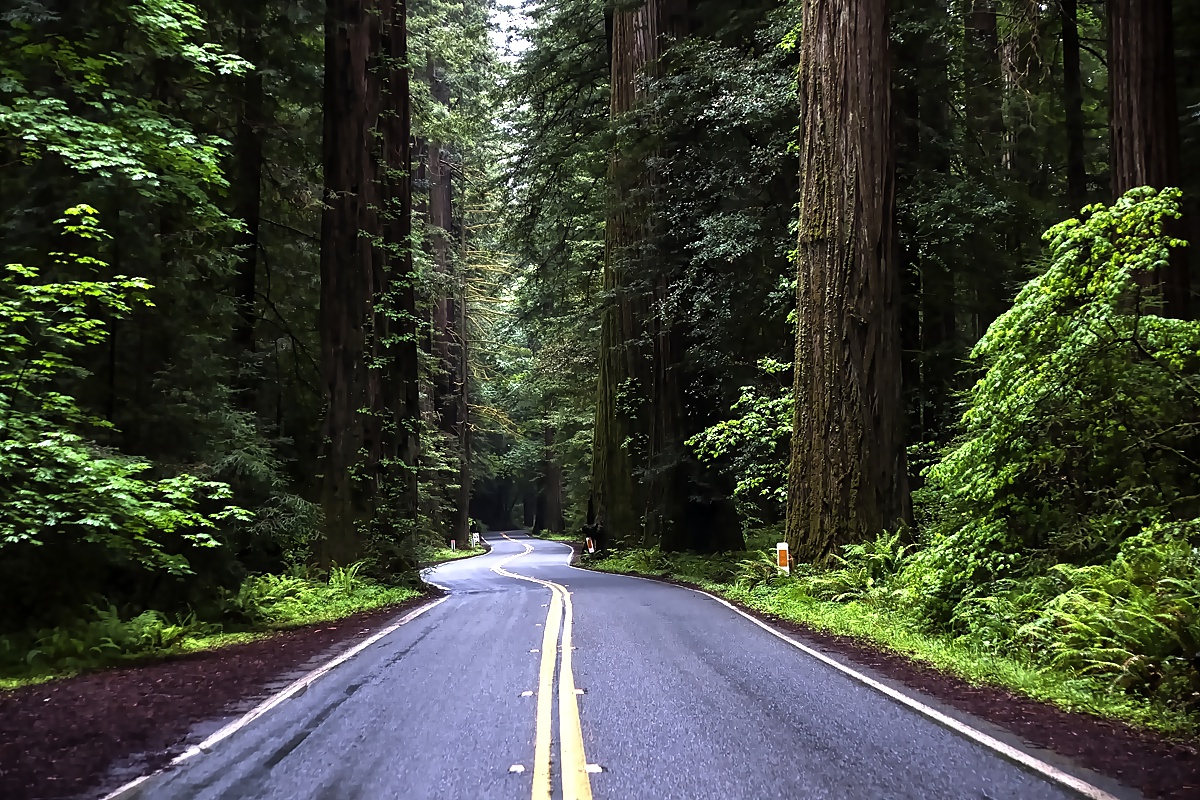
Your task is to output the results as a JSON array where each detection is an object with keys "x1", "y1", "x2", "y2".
[
  {"x1": 585, "y1": 537, "x2": 595, "y2": 554},
  {"x1": 776, "y1": 542, "x2": 790, "y2": 574}
]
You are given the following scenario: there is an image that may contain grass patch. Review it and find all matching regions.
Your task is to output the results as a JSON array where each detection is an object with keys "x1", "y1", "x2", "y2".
[
  {"x1": 421, "y1": 545, "x2": 487, "y2": 565},
  {"x1": 0, "y1": 563, "x2": 422, "y2": 690},
  {"x1": 585, "y1": 545, "x2": 1198, "y2": 739},
  {"x1": 532, "y1": 531, "x2": 582, "y2": 544}
]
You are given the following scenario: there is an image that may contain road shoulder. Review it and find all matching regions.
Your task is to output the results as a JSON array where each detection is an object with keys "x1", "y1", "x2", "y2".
[
  {"x1": 567, "y1": 549, "x2": 1198, "y2": 800},
  {"x1": 0, "y1": 592, "x2": 442, "y2": 800}
]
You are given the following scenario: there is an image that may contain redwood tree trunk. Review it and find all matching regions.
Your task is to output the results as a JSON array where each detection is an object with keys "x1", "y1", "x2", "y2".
[
  {"x1": 1109, "y1": 0, "x2": 1188, "y2": 318},
  {"x1": 319, "y1": 0, "x2": 376, "y2": 566},
  {"x1": 964, "y1": 0, "x2": 1007, "y2": 337},
  {"x1": 456, "y1": 272, "x2": 471, "y2": 542},
  {"x1": 423, "y1": 62, "x2": 470, "y2": 543},
  {"x1": 1060, "y1": 0, "x2": 1087, "y2": 212},
  {"x1": 787, "y1": 0, "x2": 910, "y2": 562},
  {"x1": 592, "y1": 1, "x2": 660, "y2": 548},
  {"x1": 541, "y1": 426, "x2": 564, "y2": 535},
  {"x1": 233, "y1": 0, "x2": 263, "y2": 365},
  {"x1": 593, "y1": 0, "x2": 697, "y2": 550}
]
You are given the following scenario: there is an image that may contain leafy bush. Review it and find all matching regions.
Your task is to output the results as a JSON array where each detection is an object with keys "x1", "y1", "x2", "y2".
[
  {"x1": 732, "y1": 550, "x2": 782, "y2": 591},
  {"x1": 1021, "y1": 522, "x2": 1200, "y2": 694},
  {"x1": 912, "y1": 187, "x2": 1198, "y2": 618},
  {"x1": 225, "y1": 562, "x2": 416, "y2": 628},
  {"x1": 896, "y1": 188, "x2": 1200, "y2": 714},
  {"x1": 687, "y1": 358, "x2": 793, "y2": 525},
  {"x1": 799, "y1": 530, "x2": 910, "y2": 603},
  {"x1": 4, "y1": 606, "x2": 214, "y2": 674},
  {"x1": 0, "y1": 208, "x2": 245, "y2": 630}
]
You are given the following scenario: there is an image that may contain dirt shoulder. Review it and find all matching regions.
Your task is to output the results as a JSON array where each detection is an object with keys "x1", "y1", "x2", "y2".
[{"x1": 0, "y1": 591, "x2": 441, "y2": 800}]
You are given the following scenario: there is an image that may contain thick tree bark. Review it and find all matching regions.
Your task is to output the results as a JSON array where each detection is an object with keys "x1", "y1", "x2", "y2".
[
  {"x1": 456, "y1": 272, "x2": 471, "y2": 542},
  {"x1": 1109, "y1": 0, "x2": 1188, "y2": 318},
  {"x1": 965, "y1": 0, "x2": 1003, "y2": 162},
  {"x1": 319, "y1": 0, "x2": 378, "y2": 566},
  {"x1": 1060, "y1": 0, "x2": 1087, "y2": 212},
  {"x1": 592, "y1": 1, "x2": 659, "y2": 549},
  {"x1": 593, "y1": 0, "x2": 704, "y2": 551},
  {"x1": 538, "y1": 426, "x2": 564, "y2": 535},
  {"x1": 895, "y1": 0, "x2": 957, "y2": 443},
  {"x1": 964, "y1": 0, "x2": 1007, "y2": 337},
  {"x1": 787, "y1": 0, "x2": 910, "y2": 562},
  {"x1": 426, "y1": 64, "x2": 470, "y2": 543}
]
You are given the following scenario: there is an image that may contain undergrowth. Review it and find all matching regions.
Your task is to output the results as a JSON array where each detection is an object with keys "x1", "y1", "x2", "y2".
[
  {"x1": 0, "y1": 563, "x2": 420, "y2": 688},
  {"x1": 623, "y1": 190, "x2": 1200, "y2": 739},
  {"x1": 533, "y1": 531, "x2": 583, "y2": 544},
  {"x1": 421, "y1": 545, "x2": 487, "y2": 564}
]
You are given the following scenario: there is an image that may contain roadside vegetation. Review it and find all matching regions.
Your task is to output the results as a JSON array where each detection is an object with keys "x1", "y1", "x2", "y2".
[
  {"x1": 0, "y1": 564, "x2": 422, "y2": 690},
  {"x1": 588, "y1": 189, "x2": 1200, "y2": 739},
  {"x1": 421, "y1": 542, "x2": 488, "y2": 565},
  {"x1": 0, "y1": 2, "x2": 499, "y2": 689}
]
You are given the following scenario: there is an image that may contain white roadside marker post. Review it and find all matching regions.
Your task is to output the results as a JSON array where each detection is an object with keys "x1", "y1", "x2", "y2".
[
  {"x1": 450, "y1": 539, "x2": 456, "y2": 551},
  {"x1": 585, "y1": 537, "x2": 595, "y2": 554},
  {"x1": 776, "y1": 542, "x2": 790, "y2": 575}
]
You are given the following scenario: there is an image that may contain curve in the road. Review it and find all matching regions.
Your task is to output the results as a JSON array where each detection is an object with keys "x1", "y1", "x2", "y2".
[{"x1": 91, "y1": 533, "x2": 1138, "y2": 800}]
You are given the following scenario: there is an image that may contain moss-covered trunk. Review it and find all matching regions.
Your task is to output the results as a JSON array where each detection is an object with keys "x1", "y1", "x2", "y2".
[
  {"x1": 592, "y1": 1, "x2": 661, "y2": 549},
  {"x1": 787, "y1": 0, "x2": 910, "y2": 563}
]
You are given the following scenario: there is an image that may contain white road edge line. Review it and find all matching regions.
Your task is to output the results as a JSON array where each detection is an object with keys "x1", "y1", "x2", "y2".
[
  {"x1": 550, "y1": 540, "x2": 1121, "y2": 800},
  {"x1": 419, "y1": 540, "x2": 494, "y2": 591},
  {"x1": 98, "y1": 595, "x2": 450, "y2": 800}
]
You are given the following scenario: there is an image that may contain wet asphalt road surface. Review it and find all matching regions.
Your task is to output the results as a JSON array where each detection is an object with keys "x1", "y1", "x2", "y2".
[{"x1": 119, "y1": 533, "x2": 1135, "y2": 800}]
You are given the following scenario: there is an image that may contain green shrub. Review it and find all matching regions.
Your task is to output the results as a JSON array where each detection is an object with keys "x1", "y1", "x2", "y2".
[
  {"x1": 0, "y1": 208, "x2": 247, "y2": 630},
  {"x1": 10, "y1": 606, "x2": 216, "y2": 673},
  {"x1": 687, "y1": 359, "x2": 793, "y2": 525},
  {"x1": 799, "y1": 530, "x2": 910, "y2": 603},
  {"x1": 913, "y1": 187, "x2": 1198, "y2": 618},
  {"x1": 1020, "y1": 523, "x2": 1200, "y2": 696}
]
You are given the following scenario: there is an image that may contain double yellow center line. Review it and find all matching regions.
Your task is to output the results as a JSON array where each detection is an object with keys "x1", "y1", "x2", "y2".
[{"x1": 494, "y1": 535, "x2": 593, "y2": 800}]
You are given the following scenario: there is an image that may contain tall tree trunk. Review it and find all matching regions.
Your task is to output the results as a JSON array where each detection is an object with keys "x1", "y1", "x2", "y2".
[
  {"x1": 378, "y1": 0, "x2": 420, "y2": 563},
  {"x1": 540, "y1": 426, "x2": 564, "y2": 535},
  {"x1": 964, "y1": 0, "x2": 1003, "y2": 165},
  {"x1": 897, "y1": 0, "x2": 956, "y2": 443},
  {"x1": 592, "y1": 1, "x2": 659, "y2": 548},
  {"x1": 456, "y1": 267, "x2": 471, "y2": 542},
  {"x1": 787, "y1": 0, "x2": 910, "y2": 562},
  {"x1": 318, "y1": 0, "x2": 382, "y2": 566},
  {"x1": 1109, "y1": 0, "x2": 1188, "y2": 318},
  {"x1": 426, "y1": 60, "x2": 469, "y2": 542},
  {"x1": 233, "y1": 0, "x2": 264, "y2": 365},
  {"x1": 593, "y1": 0, "x2": 697, "y2": 550},
  {"x1": 964, "y1": 0, "x2": 1007, "y2": 338},
  {"x1": 1060, "y1": 0, "x2": 1087, "y2": 212}
]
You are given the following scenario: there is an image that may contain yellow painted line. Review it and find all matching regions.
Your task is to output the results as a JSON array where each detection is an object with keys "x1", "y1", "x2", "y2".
[
  {"x1": 557, "y1": 581, "x2": 593, "y2": 800},
  {"x1": 494, "y1": 535, "x2": 594, "y2": 800}
]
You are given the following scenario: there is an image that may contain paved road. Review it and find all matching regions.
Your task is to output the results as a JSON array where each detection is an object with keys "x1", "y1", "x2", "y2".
[{"x1": 120, "y1": 534, "x2": 1133, "y2": 800}]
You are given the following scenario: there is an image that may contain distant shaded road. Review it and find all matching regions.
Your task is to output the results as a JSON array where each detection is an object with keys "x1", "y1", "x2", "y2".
[{"x1": 116, "y1": 534, "x2": 1133, "y2": 800}]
